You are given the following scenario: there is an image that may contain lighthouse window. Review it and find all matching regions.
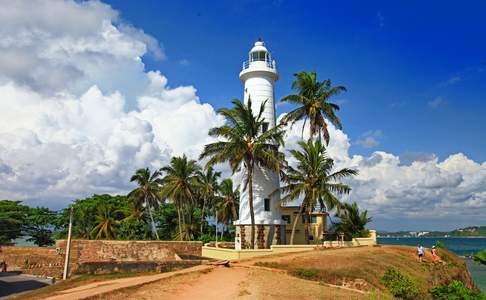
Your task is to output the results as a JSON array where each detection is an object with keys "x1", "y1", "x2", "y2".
[
  {"x1": 251, "y1": 51, "x2": 266, "y2": 61},
  {"x1": 282, "y1": 215, "x2": 291, "y2": 224},
  {"x1": 262, "y1": 122, "x2": 269, "y2": 133},
  {"x1": 264, "y1": 198, "x2": 270, "y2": 211}
]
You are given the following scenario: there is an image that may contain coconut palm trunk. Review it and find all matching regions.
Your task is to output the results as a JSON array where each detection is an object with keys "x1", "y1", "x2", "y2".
[
  {"x1": 289, "y1": 207, "x2": 303, "y2": 245},
  {"x1": 176, "y1": 205, "x2": 183, "y2": 239},
  {"x1": 200, "y1": 198, "x2": 206, "y2": 234},
  {"x1": 145, "y1": 196, "x2": 159, "y2": 240},
  {"x1": 248, "y1": 162, "x2": 256, "y2": 249},
  {"x1": 304, "y1": 211, "x2": 310, "y2": 244}
]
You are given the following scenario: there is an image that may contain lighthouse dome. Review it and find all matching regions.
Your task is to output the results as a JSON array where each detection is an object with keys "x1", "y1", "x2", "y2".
[
  {"x1": 249, "y1": 40, "x2": 268, "y2": 53},
  {"x1": 248, "y1": 39, "x2": 271, "y2": 63}
]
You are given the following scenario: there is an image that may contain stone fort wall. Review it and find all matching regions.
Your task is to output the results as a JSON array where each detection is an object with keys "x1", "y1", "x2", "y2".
[{"x1": 0, "y1": 240, "x2": 202, "y2": 278}]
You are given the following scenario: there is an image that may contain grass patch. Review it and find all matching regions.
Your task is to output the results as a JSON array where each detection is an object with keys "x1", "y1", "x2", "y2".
[
  {"x1": 381, "y1": 267, "x2": 420, "y2": 299},
  {"x1": 290, "y1": 267, "x2": 320, "y2": 280}
]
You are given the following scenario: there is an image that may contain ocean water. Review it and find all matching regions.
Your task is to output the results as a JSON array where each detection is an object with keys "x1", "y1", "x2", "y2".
[{"x1": 378, "y1": 237, "x2": 486, "y2": 292}]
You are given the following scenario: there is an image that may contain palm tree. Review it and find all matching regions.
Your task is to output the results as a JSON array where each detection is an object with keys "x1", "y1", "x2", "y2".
[
  {"x1": 200, "y1": 99, "x2": 285, "y2": 249},
  {"x1": 91, "y1": 204, "x2": 120, "y2": 239},
  {"x1": 333, "y1": 202, "x2": 372, "y2": 240},
  {"x1": 280, "y1": 71, "x2": 346, "y2": 144},
  {"x1": 278, "y1": 139, "x2": 357, "y2": 244},
  {"x1": 217, "y1": 178, "x2": 240, "y2": 233},
  {"x1": 160, "y1": 155, "x2": 200, "y2": 240},
  {"x1": 128, "y1": 168, "x2": 162, "y2": 240},
  {"x1": 195, "y1": 166, "x2": 221, "y2": 234}
]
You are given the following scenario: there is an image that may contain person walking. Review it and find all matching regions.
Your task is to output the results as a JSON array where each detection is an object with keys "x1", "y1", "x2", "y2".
[
  {"x1": 431, "y1": 245, "x2": 439, "y2": 263},
  {"x1": 417, "y1": 244, "x2": 425, "y2": 262}
]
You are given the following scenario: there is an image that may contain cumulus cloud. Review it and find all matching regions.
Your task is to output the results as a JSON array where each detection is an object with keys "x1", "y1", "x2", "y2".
[
  {"x1": 0, "y1": 0, "x2": 222, "y2": 208},
  {"x1": 281, "y1": 120, "x2": 486, "y2": 229}
]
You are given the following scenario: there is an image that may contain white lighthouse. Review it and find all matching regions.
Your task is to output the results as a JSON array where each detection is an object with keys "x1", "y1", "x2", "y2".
[{"x1": 234, "y1": 39, "x2": 286, "y2": 249}]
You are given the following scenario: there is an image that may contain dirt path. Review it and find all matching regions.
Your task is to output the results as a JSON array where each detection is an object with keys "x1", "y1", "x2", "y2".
[
  {"x1": 124, "y1": 267, "x2": 250, "y2": 300},
  {"x1": 43, "y1": 265, "x2": 213, "y2": 300},
  {"x1": 98, "y1": 264, "x2": 361, "y2": 300}
]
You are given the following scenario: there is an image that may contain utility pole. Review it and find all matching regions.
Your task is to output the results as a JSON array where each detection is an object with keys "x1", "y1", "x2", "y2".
[
  {"x1": 62, "y1": 207, "x2": 73, "y2": 280},
  {"x1": 215, "y1": 209, "x2": 218, "y2": 248}
]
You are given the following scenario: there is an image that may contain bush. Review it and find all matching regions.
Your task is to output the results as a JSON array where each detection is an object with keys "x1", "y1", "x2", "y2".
[
  {"x1": 290, "y1": 267, "x2": 320, "y2": 280},
  {"x1": 381, "y1": 268, "x2": 420, "y2": 299},
  {"x1": 430, "y1": 280, "x2": 485, "y2": 300},
  {"x1": 435, "y1": 240, "x2": 446, "y2": 249},
  {"x1": 474, "y1": 250, "x2": 486, "y2": 266}
]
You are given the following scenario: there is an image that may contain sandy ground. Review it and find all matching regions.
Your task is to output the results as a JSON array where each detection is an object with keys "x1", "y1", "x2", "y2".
[
  {"x1": 35, "y1": 246, "x2": 423, "y2": 299},
  {"x1": 97, "y1": 264, "x2": 362, "y2": 300},
  {"x1": 43, "y1": 265, "x2": 212, "y2": 300}
]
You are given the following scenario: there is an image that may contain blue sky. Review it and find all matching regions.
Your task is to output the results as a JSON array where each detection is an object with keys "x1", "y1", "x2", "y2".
[
  {"x1": 107, "y1": 0, "x2": 486, "y2": 162},
  {"x1": 1, "y1": 0, "x2": 485, "y2": 231}
]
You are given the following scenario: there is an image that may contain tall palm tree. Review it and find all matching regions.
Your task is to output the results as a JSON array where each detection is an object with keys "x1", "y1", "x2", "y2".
[
  {"x1": 200, "y1": 99, "x2": 285, "y2": 249},
  {"x1": 333, "y1": 202, "x2": 372, "y2": 240},
  {"x1": 128, "y1": 168, "x2": 162, "y2": 240},
  {"x1": 91, "y1": 204, "x2": 120, "y2": 240},
  {"x1": 160, "y1": 155, "x2": 200, "y2": 240},
  {"x1": 195, "y1": 166, "x2": 221, "y2": 234},
  {"x1": 278, "y1": 139, "x2": 357, "y2": 244},
  {"x1": 217, "y1": 178, "x2": 240, "y2": 230},
  {"x1": 280, "y1": 71, "x2": 346, "y2": 144}
]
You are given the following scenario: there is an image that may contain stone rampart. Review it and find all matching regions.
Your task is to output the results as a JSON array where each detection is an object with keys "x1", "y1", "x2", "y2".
[
  {"x1": 1, "y1": 240, "x2": 203, "y2": 278},
  {"x1": 0, "y1": 246, "x2": 64, "y2": 278}
]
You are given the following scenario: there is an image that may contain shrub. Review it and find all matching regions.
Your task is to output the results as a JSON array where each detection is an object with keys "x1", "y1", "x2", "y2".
[
  {"x1": 290, "y1": 267, "x2": 320, "y2": 280},
  {"x1": 430, "y1": 280, "x2": 485, "y2": 300},
  {"x1": 474, "y1": 250, "x2": 486, "y2": 266},
  {"x1": 381, "y1": 267, "x2": 419, "y2": 299},
  {"x1": 435, "y1": 240, "x2": 446, "y2": 249}
]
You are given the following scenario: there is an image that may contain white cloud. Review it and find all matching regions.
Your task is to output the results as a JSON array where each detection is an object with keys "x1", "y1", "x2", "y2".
[
  {"x1": 281, "y1": 120, "x2": 486, "y2": 229},
  {"x1": 355, "y1": 130, "x2": 383, "y2": 148},
  {"x1": 0, "y1": 0, "x2": 222, "y2": 208}
]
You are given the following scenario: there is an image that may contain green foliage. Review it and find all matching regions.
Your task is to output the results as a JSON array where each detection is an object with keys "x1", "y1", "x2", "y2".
[
  {"x1": 160, "y1": 155, "x2": 201, "y2": 240},
  {"x1": 435, "y1": 240, "x2": 446, "y2": 249},
  {"x1": 25, "y1": 207, "x2": 56, "y2": 246},
  {"x1": 195, "y1": 166, "x2": 221, "y2": 234},
  {"x1": 280, "y1": 70, "x2": 346, "y2": 144},
  {"x1": 90, "y1": 204, "x2": 123, "y2": 239},
  {"x1": 55, "y1": 194, "x2": 131, "y2": 240},
  {"x1": 200, "y1": 98, "x2": 286, "y2": 249},
  {"x1": 290, "y1": 267, "x2": 320, "y2": 280},
  {"x1": 154, "y1": 203, "x2": 178, "y2": 240},
  {"x1": 430, "y1": 280, "x2": 485, "y2": 300},
  {"x1": 117, "y1": 218, "x2": 150, "y2": 240},
  {"x1": 0, "y1": 200, "x2": 29, "y2": 244},
  {"x1": 474, "y1": 250, "x2": 486, "y2": 266},
  {"x1": 332, "y1": 202, "x2": 372, "y2": 240},
  {"x1": 216, "y1": 178, "x2": 239, "y2": 227},
  {"x1": 128, "y1": 168, "x2": 163, "y2": 239},
  {"x1": 278, "y1": 139, "x2": 357, "y2": 244},
  {"x1": 381, "y1": 268, "x2": 420, "y2": 300}
]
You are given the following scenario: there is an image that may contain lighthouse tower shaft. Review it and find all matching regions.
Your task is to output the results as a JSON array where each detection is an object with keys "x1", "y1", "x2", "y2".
[{"x1": 234, "y1": 40, "x2": 285, "y2": 249}]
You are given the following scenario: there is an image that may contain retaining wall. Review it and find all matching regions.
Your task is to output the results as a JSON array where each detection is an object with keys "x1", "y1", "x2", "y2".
[
  {"x1": 0, "y1": 246, "x2": 64, "y2": 278},
  {"x1": 56, "y1": 240, "x2": 202, "y2": 263},
  {"x1": 202, "y1": 231, "x2": 377, "y2": 260},
  {"x1": 1, "y1": 240, "x2": 203, "y2": 278}
]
